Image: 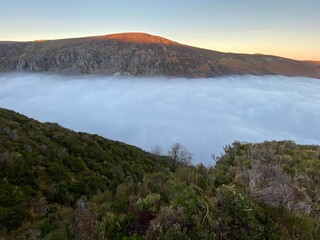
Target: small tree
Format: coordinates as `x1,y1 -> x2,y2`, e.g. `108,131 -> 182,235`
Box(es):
168,142 -> 192,172
150,145 -> 162,171
151,145 -> 162,156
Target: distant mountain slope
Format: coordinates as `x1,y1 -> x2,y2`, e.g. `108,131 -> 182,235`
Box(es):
0,32 -> 319,78
304,60 -> 320,67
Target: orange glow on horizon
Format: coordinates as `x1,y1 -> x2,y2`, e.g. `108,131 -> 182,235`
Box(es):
34,39 -> 48,42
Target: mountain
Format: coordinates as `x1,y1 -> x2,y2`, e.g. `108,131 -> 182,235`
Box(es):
1,107 -> 320,239
304,60 -> 320,67
1,32 -> 319,78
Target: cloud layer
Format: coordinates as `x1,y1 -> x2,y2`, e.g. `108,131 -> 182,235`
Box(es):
1,73 -> 319,165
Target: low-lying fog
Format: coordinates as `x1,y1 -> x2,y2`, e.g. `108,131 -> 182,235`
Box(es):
1,73 -> 319,165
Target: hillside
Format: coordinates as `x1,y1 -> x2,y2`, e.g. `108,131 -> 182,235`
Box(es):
0,108 -> 171,238
0,33 -> 320,78
0,108 -> 319,239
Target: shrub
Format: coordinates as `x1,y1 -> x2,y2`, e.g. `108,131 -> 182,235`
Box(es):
145,207 -> 185,240
136,193 -> 161,212
97,212 -> 133,239
216,185 -> 264,239
0,205 -> 30,231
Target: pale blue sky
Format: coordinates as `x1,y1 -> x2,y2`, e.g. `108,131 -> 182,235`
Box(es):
1,0 -> 319,60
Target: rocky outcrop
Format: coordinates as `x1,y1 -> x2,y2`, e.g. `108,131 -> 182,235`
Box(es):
1,32 -> 319,78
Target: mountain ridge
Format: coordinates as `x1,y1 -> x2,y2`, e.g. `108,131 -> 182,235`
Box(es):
92,32 -> 179,45
0,32 -> 319,78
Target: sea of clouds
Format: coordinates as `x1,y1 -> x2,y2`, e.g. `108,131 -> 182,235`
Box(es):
0,73 -> 319,165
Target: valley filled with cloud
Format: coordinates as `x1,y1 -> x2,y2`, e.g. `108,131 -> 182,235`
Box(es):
1,73 -> 319,165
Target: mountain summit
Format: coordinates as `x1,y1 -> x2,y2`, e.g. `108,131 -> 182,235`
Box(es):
93,32 -> 179,45
0,32 -> 319,78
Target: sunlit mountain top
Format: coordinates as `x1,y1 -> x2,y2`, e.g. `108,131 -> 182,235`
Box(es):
93,32 -> 179,45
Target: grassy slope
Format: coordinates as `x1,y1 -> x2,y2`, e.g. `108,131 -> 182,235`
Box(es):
0,108 -> 319,239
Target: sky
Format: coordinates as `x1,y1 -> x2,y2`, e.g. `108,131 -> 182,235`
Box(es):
1,74 -> 319,165
0,0 -> 319,60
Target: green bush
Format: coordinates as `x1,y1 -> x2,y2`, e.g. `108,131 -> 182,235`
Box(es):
0,205 -> 30,231
97,212 -> 133,239
216,185 -> 264,239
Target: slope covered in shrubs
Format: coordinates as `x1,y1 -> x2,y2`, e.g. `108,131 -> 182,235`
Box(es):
0,108 -> 319,239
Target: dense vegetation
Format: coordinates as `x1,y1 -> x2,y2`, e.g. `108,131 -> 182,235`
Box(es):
0,108 -> 319,239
